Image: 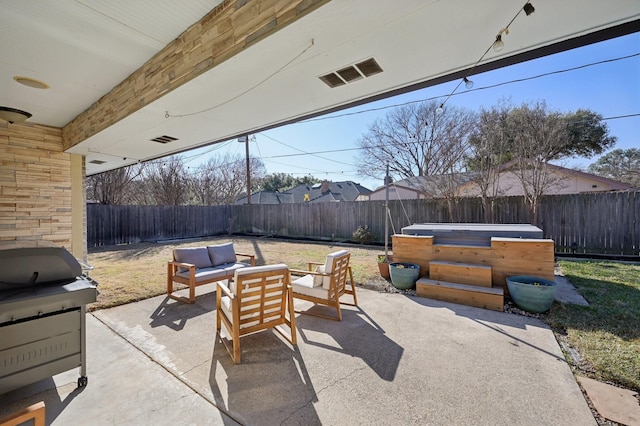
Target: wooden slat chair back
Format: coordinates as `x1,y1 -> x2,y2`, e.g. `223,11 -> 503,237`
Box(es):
0,401 -> 45,426
290,250 -> 358,321
216,263 -> 296,364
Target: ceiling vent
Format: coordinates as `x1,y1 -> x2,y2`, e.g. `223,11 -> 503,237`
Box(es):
151,135 -> 178,144
89,160 -> 106,165
356,58 -> 383,77
319,58 -> 383,88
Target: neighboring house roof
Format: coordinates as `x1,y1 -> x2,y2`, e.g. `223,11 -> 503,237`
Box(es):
371,162 -> 632,201
371,173 -> 478,198
236,191 -> 294,205
543,162 -> 632,191
236,181 -> 372,204
460,159 -> 633,192
456,160 -> 633,195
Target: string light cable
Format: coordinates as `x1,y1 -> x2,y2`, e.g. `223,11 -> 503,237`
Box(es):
165,40 -> 314,119
436,1 -> 535,113
258,132 -> 355,167
301,52 -> 640,123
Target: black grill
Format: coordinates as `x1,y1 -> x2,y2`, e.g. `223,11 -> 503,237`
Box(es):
0,243 -> 98,395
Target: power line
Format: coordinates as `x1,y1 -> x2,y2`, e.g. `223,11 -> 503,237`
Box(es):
302,52 -> 640,123
258,132 -> 355,167
603,113 -> 640,121
176,52 -> 639,179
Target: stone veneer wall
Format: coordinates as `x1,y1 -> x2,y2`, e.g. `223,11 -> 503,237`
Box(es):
0,122 -> 76,252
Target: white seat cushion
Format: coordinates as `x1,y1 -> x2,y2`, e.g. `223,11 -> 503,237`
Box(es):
292,274 -> 329,299
312,265 -> 330,287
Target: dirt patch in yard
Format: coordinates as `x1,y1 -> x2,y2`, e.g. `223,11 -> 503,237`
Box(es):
87,236 -> 395,311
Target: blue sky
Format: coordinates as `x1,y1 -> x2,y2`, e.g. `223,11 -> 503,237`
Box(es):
183,32 -> 639,191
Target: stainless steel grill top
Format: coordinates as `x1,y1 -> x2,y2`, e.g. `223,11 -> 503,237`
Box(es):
0,243 -> 98,323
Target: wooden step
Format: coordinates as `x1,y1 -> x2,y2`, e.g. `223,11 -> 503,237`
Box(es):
429,260 -> 492,287
416,278 -> 504,312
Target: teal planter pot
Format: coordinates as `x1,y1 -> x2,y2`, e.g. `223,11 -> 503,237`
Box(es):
389,262 -> 420,290
506,276 -> 557,313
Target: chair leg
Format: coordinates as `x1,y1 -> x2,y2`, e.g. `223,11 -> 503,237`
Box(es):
232,327 -> 241,364
287,287 -> 297,344
188,283 -> 196,304
347,266 -> 358,306
167,263 -> 174,297
215,291 -> 222,332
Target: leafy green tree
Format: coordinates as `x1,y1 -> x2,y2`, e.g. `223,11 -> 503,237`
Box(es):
562,109 -> 617,158
469,102 -> 616,164
588,148 -> 640,187
507,102 -> 573,222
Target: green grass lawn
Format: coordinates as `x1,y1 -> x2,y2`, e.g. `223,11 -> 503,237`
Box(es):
547,260 -> 640,392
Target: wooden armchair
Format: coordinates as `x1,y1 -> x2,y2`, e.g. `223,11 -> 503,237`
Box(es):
216,264 -> 297,364
290,250 -> 357,321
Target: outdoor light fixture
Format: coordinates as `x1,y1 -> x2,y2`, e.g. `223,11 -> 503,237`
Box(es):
0,106 -> 32,123
523,2 -> 535,16
493,34 -> 504,52
13,76 -> 50,89
435,2 -> 536,112
463,77 -> 474,89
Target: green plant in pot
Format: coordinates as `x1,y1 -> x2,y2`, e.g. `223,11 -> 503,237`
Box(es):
377,254 -> 393,279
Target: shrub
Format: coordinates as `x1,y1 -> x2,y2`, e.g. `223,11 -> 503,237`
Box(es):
352,225 -> 373,244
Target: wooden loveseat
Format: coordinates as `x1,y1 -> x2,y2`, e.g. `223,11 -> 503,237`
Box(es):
167,242 -> 255,303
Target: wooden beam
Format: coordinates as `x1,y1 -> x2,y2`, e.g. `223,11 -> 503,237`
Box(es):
62,0 -> 332,150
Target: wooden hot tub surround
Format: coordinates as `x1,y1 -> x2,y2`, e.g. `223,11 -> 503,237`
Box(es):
392,225 -> 555,311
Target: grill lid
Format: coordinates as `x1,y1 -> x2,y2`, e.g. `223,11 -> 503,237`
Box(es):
0,247 -> 82,289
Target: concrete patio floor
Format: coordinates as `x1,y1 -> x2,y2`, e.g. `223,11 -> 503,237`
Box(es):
0,286 -> 596,425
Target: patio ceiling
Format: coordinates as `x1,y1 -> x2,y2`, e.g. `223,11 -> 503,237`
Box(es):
1,0 -> 638,176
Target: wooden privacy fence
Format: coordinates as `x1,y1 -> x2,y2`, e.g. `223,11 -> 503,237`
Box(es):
87,204 -> 231,246
87,190 -> 639,256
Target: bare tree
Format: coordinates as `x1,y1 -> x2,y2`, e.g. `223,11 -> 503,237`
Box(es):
190,154 -> 266,205
141,156 -> 190,205
356,100 -> 476,181
508,101 -> 571,222
467,104 -> 512,222
86,163 -> 144,205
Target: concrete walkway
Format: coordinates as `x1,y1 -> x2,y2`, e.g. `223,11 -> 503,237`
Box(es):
1,287 -> 596,425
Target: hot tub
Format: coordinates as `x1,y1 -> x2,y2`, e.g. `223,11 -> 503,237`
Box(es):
400,223 -> 543,247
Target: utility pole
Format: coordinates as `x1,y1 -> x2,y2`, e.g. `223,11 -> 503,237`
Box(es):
384,162 -> 389,261
238,135 -> 251,204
